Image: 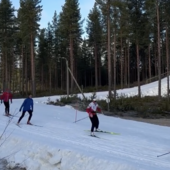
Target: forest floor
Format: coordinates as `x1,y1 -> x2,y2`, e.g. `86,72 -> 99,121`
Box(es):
121,117 -> 170,127
102,110 -> 170,127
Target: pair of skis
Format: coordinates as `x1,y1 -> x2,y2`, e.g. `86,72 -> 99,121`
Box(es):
95,130 -> 120,135
87,130 -> 120,139
87,130 -> 119,135
16,123 -> 43,128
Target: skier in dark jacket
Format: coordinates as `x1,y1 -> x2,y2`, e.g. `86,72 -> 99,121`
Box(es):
17,94 -> 33,125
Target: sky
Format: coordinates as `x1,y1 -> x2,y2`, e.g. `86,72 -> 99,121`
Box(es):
0,77 -> 170,169
12,0 -> 95,37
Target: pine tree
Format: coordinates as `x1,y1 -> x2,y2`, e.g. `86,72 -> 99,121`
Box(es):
46,22 -> 54,94
37,28 -> 48,91
59,0 -> 83,92
0,0 -> 16,90
96,0 -> 112,98
51,11 -> 59,91
128,0 -> 146,98
162,0 -> 170,99
18,0 -> 42,96
86,3 -> 103,90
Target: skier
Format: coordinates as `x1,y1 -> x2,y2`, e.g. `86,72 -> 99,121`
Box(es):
0,89 -> 12,116
86,98 -> 102,136
17,94 -> 33,125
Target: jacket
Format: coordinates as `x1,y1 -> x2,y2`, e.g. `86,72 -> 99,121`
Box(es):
19,98 -> 33,112
1,92 -> 12,102
86,101 -> 101,116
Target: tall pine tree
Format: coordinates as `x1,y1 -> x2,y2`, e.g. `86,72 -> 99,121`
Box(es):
18,0 -> 42,96
59,0 -> 83,92
0,0 -> 16,90
87,3 -> 103,90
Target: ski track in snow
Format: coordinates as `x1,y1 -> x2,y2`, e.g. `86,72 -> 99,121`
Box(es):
1,91 -> 170,170
0,114 -> 169,170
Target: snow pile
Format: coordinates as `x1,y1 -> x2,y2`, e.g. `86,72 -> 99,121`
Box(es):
1,137 -> 144,170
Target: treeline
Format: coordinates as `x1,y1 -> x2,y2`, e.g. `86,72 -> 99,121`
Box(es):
0,0 -> 170,99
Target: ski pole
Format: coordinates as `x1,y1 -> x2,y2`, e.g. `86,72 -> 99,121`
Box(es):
74,116 -> 89,123
157,151 -> 170,157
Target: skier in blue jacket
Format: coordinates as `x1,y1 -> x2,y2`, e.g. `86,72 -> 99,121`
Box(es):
17,94 -> 34,125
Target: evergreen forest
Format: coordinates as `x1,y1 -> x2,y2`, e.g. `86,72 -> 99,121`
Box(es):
0,0 -> 170,100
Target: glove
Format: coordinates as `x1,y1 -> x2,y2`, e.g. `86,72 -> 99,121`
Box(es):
89,113 -> 93,117
19,109 -> 21,112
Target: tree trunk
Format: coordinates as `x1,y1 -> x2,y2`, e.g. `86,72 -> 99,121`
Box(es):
60,62 -> 63,90
41,65 -> 44,91
25,51 -> 28,95
120,35 -> 123,89
124,47 -> 127,87
148,45 -> 151,82
127,40 -> 130,88
107,0 -> 111,98
49,65 -> 52,94
5,50 -> 8,89
98,49 -> 101,86
166,26 -> 169,100
156,1 -> 161,99
70,35 -> 74,93
94,43 -> 98,90
30,33 -> 36,96
154,44 -> 157,76
21,46 -> 24,95
55,63 -> 57,90
136,43 -> 141,97
113,33 -> 116,99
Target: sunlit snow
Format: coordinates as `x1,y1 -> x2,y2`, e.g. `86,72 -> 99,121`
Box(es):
0,77 -> 170,170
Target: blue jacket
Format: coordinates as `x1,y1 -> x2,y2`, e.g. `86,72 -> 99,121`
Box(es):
19,98 -> 33,112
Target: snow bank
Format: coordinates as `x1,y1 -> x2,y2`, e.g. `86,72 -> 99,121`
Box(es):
0,137 -> 143,170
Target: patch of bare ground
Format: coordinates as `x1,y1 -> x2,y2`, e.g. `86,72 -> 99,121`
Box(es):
103,111 -> 170,127
122,117 -> 170,127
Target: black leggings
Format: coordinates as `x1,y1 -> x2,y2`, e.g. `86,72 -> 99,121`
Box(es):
18,110 -> 32,123
4,101 -> 10,114
89,114 -> 99,132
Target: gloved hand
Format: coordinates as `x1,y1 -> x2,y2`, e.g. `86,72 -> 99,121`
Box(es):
89,113 -> 93,117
